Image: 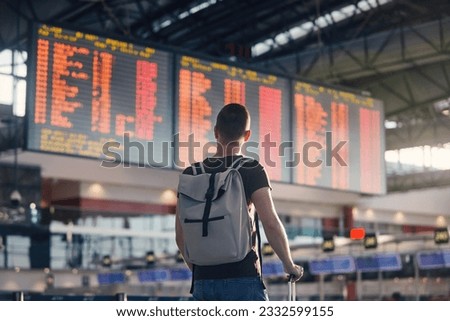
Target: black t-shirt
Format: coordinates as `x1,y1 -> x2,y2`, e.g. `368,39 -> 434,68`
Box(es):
180,155 -> 271,280
182,155 -> 271,203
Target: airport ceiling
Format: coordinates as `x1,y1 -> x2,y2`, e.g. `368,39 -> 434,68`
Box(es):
1,0 -> 450,150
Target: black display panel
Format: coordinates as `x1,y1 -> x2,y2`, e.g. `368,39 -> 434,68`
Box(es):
27,24 -> 173,167
292,81 -> 386,194
26,24 -> 386,194
175,55 -> 291,182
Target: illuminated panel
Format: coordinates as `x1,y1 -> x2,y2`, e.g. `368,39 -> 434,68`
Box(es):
262,262 -> 284,277
137,269 -> 169,283
331,102 -> 349,190
417,251 -> 445,270
97,272 -> 126,285
169,268 -> 192,281
355,254 -> 402,272
91,51 -> 112,134
27,24 -> 172,166
359,108 -> 382,194
292,81 -> 385,194
309,256 -> 355,275
294,87 -> 328,186
176,56 -> 290,182
34,39 -> 49,124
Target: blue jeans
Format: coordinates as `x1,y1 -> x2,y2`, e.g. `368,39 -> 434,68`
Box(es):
192,276 -> 269,301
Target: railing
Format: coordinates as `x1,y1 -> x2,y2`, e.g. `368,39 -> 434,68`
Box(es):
0,291 -> 193,301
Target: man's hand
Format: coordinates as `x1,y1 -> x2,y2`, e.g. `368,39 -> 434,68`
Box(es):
284,263 -> 304,282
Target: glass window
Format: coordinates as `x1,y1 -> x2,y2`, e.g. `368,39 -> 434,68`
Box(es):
0,49 -> 12,74
0,74 -> 13,105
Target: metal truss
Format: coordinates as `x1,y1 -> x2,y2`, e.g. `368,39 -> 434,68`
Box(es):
257,18 -> 450,151
252,0 -> 450,62
385,104 -> 450,150
0,0 -> 184,50
258,17 -> 450,86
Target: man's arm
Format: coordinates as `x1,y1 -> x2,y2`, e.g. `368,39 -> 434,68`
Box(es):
175,202 -> 193,271
251,187 -> 303,281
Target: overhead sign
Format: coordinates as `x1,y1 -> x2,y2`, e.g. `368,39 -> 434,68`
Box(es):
28,24 -> 173,166
309,256 -> 355,275
28,23 -> 386,194
262,261 -> 284,277
364,233 -> 378,249
434,228 -> 449,244
322,236 -> 335,252
350,227 -> 366,240
169,268 -> 192,281
355,254 -> 402,272
292,81 -> 386,194
176,55 -> 291,181
137,269 -> 169,283
97,272 -> 126,285
417,250 -> 450,269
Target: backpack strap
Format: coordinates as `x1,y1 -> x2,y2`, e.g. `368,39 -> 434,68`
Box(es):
198,162 -> 206,174
230,157 -> 252,170
201,172 -> 216,237
254,212 -> 265,287
191,162 -> 205,175
191,162 -> 206,176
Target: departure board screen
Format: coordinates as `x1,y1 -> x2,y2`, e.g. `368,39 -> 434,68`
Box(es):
27,24 -> 386,194
293,81 -> 386,194
27,24 -> 173,166
176,55 -> 291,182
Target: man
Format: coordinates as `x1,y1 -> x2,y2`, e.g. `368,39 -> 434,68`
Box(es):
176,103 -> 303,300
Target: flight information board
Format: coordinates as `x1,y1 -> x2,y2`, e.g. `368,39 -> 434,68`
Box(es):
27,24 -> 173,166
293,81 -> 386,194
176,55 -> 291,182
27,24 -> 386,194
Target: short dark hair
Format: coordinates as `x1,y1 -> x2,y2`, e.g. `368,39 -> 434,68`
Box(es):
215,103 -> 250,142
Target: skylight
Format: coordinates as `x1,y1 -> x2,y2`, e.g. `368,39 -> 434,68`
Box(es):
434,97 -> 450,116
385,144 -> 450,173
0,49 -> 27,116
252,0 -> 392,57
154,0 -> 220,32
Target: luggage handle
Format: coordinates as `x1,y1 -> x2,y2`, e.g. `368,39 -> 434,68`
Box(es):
288,274 -> 296,301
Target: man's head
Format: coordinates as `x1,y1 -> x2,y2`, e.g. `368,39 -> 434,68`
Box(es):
214,103 -> 251,144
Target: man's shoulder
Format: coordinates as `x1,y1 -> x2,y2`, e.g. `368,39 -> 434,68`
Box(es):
181,156 -> 264,174
240,157 -> 264,171
182,166 -> 194,175
241,157 -> 261,166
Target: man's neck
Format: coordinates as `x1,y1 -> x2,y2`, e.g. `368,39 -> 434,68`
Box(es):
214,141 -> 241,157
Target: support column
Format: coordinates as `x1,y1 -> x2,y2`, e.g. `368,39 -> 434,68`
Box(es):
346,281 -> 357,300
343,206 -> 354,236
319,274 -> 325,301
321,217 -> 339,236
343,206 -> 357,300
3,236 -> 7,268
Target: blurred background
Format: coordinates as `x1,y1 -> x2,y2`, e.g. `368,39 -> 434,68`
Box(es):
0,0 -> 449,301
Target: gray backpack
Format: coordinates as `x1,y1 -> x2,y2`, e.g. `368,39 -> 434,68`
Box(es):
177,158 -> 254,266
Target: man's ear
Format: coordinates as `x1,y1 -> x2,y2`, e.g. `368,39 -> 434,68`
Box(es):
214,126 -> 218,139
243,130 -> 251,141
